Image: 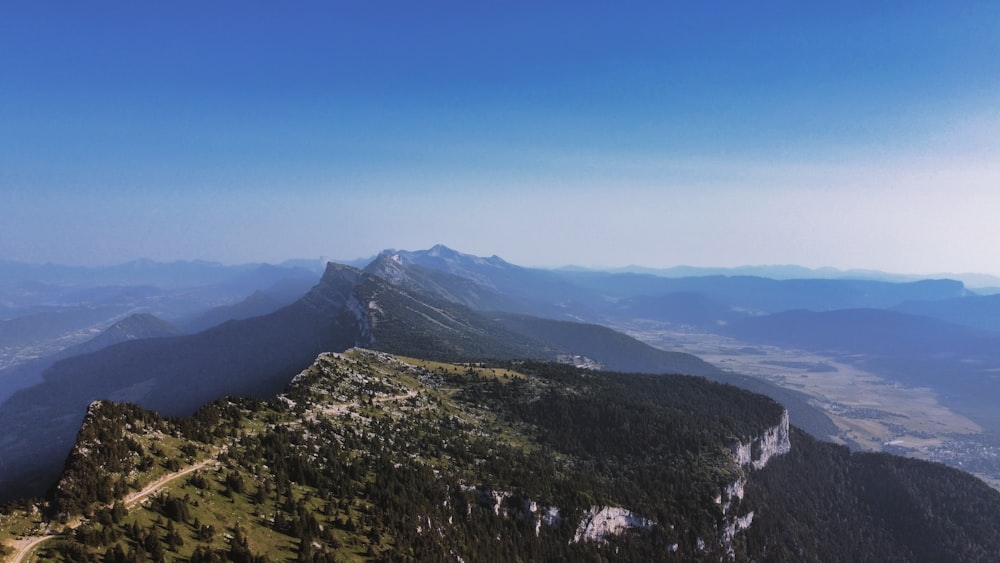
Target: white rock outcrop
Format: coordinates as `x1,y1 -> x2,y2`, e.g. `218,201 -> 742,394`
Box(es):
719,409 -> 792,557
731,409 -> 791,470
572,506 -> 654,544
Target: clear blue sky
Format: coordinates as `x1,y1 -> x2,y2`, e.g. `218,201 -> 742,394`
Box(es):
2,1 -> 999,274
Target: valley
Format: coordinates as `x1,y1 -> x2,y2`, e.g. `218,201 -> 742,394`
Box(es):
620,320 -> 1000,488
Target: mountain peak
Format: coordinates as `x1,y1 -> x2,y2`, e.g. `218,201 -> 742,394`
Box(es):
373,245 -> 516,271
428,243 -> 459,257
319,261 -> 362,282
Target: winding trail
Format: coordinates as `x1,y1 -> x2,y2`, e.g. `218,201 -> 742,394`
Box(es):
4,388 -> 419,562
123,455 -> 219,508
4,451 -> 220,563
7,534 -> 56,563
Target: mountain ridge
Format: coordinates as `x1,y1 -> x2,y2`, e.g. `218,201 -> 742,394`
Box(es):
0,261 -> 732,502
6,350 -> 1000,561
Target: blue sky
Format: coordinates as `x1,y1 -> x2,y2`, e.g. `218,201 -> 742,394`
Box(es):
2,2 -> 999,274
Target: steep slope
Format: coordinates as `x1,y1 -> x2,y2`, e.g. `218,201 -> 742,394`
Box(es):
0,313 -> 183,405
493,313 -> 720,376
68,313 -> 183,356
0,263 -> 369,501
744,427 -> 1000,562
0,262 -> 728,503
21,351 -> 790,560
356,273 -> 554,361
7,351 -> 1000,562
377,245 -> 604,319
362,251 -> 528,313
180,290 -> 286,333
0,307 -> 130,351
181,275 -> 319,333
365,251 -> 841,440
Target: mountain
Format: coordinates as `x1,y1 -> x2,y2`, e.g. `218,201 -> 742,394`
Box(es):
894,293 -> 1000,334
69,313 -> 183,355
493,313 -> 721,376
374,245 -> 605,319
569,263 -> 1000,289
0,306 -> 130,351
0,264 -> 368,501
371,248 -> 969,326
362,251 -> 529,313
0,262 -> 321,323
0,262 -> 730,502
181,275 -> 317,333
563,273 -> 969,317
0,313 -> 184,405
611,291 -> 741,329
5,351 -> 1000,562
363,250 -> 841,439
0,259 -> 294,289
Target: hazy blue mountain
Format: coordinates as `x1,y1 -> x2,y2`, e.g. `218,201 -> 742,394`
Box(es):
380,247 -> 971,326
0,264 -> 322,377
563,263 -> 1000,289
0,306 -> 130,350
493,313 -> 719,376
725,308 -> 1000,428
0,313 -> 183,405
894,293 -> 1000,334
0,258 -> 260,288
0,264 -> 368,501
725,308 -> 995,361
181,275 -> 317,333
611,291 -> 743,328
601,263 -> 919,281
561,273 -> 969,315
0,261 -> 320,319
66,313 -> 182,355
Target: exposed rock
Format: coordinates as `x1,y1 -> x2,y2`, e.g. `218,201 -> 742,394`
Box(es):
572,506 -> 654,544
719,409 -> 792,557
731,409 -> 791,470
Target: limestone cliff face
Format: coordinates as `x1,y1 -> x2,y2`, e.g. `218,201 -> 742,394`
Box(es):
719,409 -> 792,557
565,410 -> 793,558
572,506 -> 654,544
731,409 -> 791,470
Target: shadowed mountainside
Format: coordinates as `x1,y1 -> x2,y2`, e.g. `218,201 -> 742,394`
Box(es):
0,263 -> 735,502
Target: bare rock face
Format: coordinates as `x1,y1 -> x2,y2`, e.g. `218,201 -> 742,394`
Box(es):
731,409 -> 791,470
572,506 -> 654,544
720,409 -> 792,557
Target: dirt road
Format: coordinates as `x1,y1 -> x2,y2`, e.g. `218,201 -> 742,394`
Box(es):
4,453 -> 219,563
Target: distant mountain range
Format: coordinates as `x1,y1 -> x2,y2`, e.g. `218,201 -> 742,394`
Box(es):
3,244 -> 1000,504
563,262 -> 1000,290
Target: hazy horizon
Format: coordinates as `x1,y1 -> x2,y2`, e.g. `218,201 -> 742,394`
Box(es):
6,245 -> 1000,288
3,2 -> 999,275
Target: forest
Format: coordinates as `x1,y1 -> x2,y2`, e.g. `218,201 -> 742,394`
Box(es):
3,350 -> 1000,562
